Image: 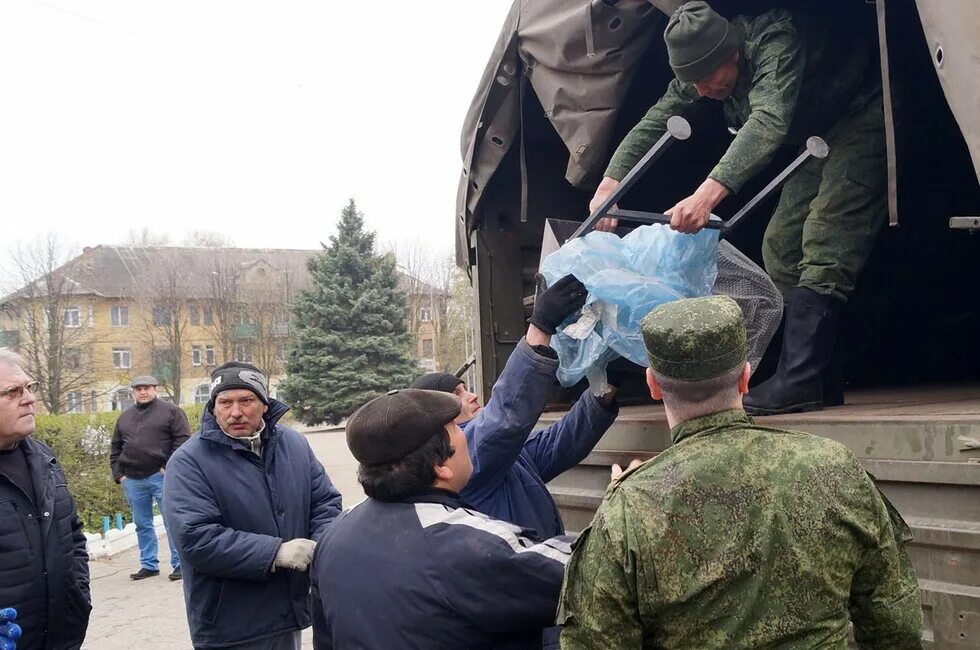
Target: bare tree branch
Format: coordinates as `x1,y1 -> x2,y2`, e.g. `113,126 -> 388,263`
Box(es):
123,228 -> 171,247
1,235 -> 105,413
136,249 -> 192,404
204,255 -> 242,365
183,230 -> 235,248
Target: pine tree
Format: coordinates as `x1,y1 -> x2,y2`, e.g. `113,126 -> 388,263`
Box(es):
280,199 -> 419,425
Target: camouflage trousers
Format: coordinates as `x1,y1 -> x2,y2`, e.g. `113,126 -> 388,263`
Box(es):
762,86 -> 887,302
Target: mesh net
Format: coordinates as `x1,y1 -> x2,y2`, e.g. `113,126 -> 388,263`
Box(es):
713,241 -> 783,375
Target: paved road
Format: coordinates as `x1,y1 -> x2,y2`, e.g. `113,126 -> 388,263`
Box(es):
83,429 -> 360,649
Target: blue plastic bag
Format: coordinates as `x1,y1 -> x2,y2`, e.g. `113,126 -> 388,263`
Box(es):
539,224 -> 719,387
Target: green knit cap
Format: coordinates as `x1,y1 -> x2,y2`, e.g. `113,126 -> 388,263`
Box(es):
665,1 -> 743,83
642,295 -> 747,381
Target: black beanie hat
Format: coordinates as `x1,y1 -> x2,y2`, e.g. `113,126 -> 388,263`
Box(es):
207,362 -> 269,409
410,372 -> 464,394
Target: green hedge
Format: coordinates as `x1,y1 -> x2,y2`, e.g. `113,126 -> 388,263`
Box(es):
32,404 -> 207,533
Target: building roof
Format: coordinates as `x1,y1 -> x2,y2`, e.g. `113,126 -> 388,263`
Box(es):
2,245 -> 318,302
2,245 -> 445,303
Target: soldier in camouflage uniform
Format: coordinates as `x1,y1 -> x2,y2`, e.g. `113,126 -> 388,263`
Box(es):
558,295 -> 922,649
590,1 -> 887,415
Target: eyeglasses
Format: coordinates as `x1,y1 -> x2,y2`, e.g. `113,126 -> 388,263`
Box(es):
0,381 -> 40,401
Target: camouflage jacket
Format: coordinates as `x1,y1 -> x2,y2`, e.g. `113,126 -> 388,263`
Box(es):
558,409 -> 922,650
605,9 -> 874,193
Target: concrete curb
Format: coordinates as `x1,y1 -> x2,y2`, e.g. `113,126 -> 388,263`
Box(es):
86,514 -> 167,559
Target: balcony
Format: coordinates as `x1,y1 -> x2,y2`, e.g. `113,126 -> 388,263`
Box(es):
234,323 -> 260,339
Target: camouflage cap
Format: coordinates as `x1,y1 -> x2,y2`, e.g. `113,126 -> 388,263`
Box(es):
641,295 -> 747,381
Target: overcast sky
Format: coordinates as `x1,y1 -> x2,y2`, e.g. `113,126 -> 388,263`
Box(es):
0,0 -> 512,269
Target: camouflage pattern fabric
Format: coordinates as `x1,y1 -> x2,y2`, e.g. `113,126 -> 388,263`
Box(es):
641,295 -> 747,381
605,10 -> 872,191
761,83 -> 887,301
558,409 -> 923,649
604,9 -> 884,302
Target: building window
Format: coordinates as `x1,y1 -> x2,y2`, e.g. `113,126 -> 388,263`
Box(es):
276,343 -> 287,363
89,391 -> 98,413
66,392 -> 83,413
64,307 -> 81,328
112,389 -> 134,411
235,344 -> 252,363
202,307 -> 214,326
110,305 -> 129,327
0,330 -> 20,350
194,384 -> 211,405
64,348 -> 82,371
190,307 -> 200,326
272,312 -> 290,337
421,338 -> 434,359
112,348 -> 132,369
193,344 -> 217,366
152,307 -> 172,327
419,307 -> 432,323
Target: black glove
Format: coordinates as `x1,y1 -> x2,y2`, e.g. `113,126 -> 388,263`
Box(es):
605,365 -> 628,390
605,358 -> 642,389
529,274 -> 588,335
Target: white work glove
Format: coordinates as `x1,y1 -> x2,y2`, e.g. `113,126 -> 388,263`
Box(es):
274,538 -> 316,572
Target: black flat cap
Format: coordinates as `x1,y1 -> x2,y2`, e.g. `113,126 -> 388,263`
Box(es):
410,372 -> 464,393
346,389 -> 461,466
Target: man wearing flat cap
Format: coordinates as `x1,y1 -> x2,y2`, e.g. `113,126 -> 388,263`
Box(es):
410,273 -> 620,539
311,388 -> 573,649
559,296 -> 922,649
592,0 -> 888,415
109,374 -> 189,581
163,362 -> 341,650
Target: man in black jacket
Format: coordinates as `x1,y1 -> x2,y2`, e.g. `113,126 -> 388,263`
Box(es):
311,389 -> 572,649
110,375 -> 190,581
0,348 -> 90,650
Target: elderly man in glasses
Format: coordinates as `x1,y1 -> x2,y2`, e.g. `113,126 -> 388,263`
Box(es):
0,347 -> 91,650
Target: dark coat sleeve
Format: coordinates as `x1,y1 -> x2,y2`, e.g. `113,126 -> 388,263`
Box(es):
162,449 -> 282,581
70,505 -> 91,603
523,392 -> 618,483
461,339 -> 559,502
109,417 -> 124,482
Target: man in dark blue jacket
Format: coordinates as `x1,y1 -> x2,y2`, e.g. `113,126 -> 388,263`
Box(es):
412,275 -> 619,538
163,362 -> 341,650
311,388 -> 572,649
0,348 -> 90,650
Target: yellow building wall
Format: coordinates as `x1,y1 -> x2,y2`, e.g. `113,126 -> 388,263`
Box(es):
9,297 -> 287,412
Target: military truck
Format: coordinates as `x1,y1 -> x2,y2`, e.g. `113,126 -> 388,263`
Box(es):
456,1 -> 979,647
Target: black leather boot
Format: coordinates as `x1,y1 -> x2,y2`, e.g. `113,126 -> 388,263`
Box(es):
744,287 -> 843,415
